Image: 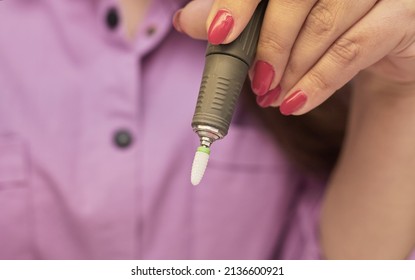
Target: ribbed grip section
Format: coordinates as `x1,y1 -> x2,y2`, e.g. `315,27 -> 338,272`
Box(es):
206,0 -> 267,66
192,55 -> 248,136
195,75 -> 239,121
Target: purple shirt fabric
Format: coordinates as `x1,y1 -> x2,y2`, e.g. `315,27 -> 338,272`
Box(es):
0,0 -> 325,259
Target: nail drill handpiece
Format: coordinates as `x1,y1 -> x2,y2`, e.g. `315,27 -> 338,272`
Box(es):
191,1 -> 268,185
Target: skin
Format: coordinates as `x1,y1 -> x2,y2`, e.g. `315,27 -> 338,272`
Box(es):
322,73 -> 415,259
174,0 -> 415,258
119,0 -> 151,40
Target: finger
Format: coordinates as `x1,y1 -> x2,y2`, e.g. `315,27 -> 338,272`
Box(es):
206,0 -> 261,45
174,0 -> 214,40
251,0 -> 318,101
274,0 -> 377,105
279,0 -> 406,115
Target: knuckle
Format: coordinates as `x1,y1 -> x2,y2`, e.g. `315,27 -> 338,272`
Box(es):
307,70 -> 331,91
329,37 -> 361,65
258,31 -> 290,55
305,2 -> 337,37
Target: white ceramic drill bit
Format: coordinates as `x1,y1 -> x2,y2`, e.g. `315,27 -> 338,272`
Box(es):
191,146 -> 210,186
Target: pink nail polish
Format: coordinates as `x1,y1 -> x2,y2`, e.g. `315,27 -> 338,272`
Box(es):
172,9 -> 183,33
256,85 -> 282,108
208,10 -> 234,45
252,61 -> 275,96
280,90 -> 307,115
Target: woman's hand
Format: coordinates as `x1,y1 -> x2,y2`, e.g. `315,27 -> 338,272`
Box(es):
174,0 -> 415,114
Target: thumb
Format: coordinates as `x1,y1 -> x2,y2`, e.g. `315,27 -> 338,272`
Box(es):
173,0 -> 214,40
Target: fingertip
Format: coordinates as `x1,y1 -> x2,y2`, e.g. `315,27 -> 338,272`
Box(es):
206,0 -> 262,45
207,9 -> 234,45
256,85 -> 282,108
172,9 -> 183,33
251,60 -> 275,96
178,0 -> 212,40
279,90 -> 308,115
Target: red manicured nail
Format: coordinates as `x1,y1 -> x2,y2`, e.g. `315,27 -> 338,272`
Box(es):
256,85 -> 282,108
172,9 -> 183,33
208,10 -> 234,45
252,61 -> 275,96
280,90 -> 308,115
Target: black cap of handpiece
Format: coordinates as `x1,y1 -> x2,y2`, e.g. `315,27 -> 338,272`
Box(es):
190,1 -> 268,185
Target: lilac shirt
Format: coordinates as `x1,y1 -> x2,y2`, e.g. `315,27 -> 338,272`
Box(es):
0,0 -> 324,259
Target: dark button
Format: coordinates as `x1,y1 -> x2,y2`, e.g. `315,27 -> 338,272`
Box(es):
105,7 -> 119,30
114,129 -> 133,149
146,26 -> 157,36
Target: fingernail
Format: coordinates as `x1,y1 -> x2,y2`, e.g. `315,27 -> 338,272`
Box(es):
256,85 -> 282,108
172,9 -> 183,33
252,61 -> 275,96
280,90 -> 308,115
208,9 -> 234,45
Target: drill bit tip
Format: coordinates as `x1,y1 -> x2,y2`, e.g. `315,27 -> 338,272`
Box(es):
191,146 -> 211,186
